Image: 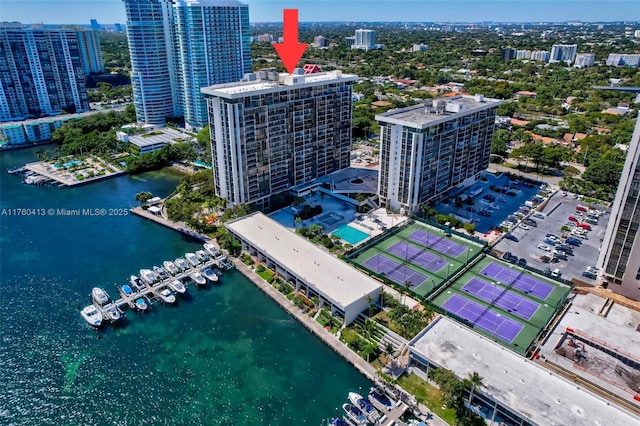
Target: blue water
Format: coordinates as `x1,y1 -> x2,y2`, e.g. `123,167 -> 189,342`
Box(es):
192,160 -> 213,169
0,148 -> 370,425
332,224 -> 369,245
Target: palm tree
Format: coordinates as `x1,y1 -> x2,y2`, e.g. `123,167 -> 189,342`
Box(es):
294,216 -> 302,228
366,294 -> 374,317
467,371 -> 484,405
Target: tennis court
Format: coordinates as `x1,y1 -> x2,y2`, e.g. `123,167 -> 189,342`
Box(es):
362,253 -> 428,288
441,293 -> 524,343
480,262 -> 554,300
387,241 -> 448,273
407,229 -> 467,257
461,277 -> 540,321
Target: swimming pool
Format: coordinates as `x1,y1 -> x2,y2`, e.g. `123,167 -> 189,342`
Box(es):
192,160 -> 212,169
55,160 -> 83,169
332,224 -> 369,245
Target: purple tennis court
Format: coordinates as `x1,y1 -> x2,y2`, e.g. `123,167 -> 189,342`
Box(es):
407,229 -> 467,257
480,262 -> 554,300
461,278 -> 540,321
387,241 -> 448,272
363,253 -> 428,288
442,293 -> 524,343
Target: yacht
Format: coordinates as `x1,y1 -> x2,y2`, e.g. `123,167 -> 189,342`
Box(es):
104,305 -> 122,322
153,265 -> 169,280
201,267 -> 219,283
342,404 -> 367,425
80,305 -> 103,327
203,243 -> 219,257
159,288 -> 176,304
121,284 -> 134,297
175,257 -> 190,271
163,260 -> 179,276
185,252 -> 200,267
135,298 -> 148,311
190,272 -> 207,286
348,392 -> 380,422
129,275 -> 145,292
369,387 -> 395,411
195,250 -> 209,262
140,269 -> 159,285
91,287 -> 109,305
168,279 -> 187,294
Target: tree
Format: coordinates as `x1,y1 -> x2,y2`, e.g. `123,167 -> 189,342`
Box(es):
135,191 -> 153,204
491,129 -> 510,158
294,216 -> 302,228
467,371 -> 484,404
463,222 -> 476,235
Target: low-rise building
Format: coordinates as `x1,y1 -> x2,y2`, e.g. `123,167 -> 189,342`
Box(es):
226,212 -> 382,325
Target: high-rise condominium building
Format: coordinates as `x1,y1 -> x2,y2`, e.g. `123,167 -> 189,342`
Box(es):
202,69 -> 357,208
76,29 -> 105,75
597,116 -> 640,301
574,53 -> 595,68
606,54 -> 640,68
173,0 -> 251,130
353,29 -> 376,50
0,23 -> 91,122
530,50 -> 550,62
122,0 -> 251,128
313,35 -> 326,47
550,44 -> 577,64
375,95 -> 502,214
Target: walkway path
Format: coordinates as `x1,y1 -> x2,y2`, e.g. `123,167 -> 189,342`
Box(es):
130,206 -> 210,242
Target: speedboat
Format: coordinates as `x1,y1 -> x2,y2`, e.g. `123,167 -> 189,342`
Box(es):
195,250 -> 209,262
369,387 -> 395,411
135,298 -> 148,311
185,252 -> 200,267
153,265 -> 169,280
201,267 -> 219,283
348,392 -> 380,422
91,287 -> 109,305
168,279 -> 187,294
159,288 -> 176,304
190,272 -> 206,286
407,420 -> 428,426
342,403 -> 367,425
163,260 -> 179,276
104,305 -> 122,322
80,305 -> 103,327
129,275 -> 145,291
330,419 -> 349,426
175,257 -> 190,271
203,243 -> 219,257
121,284 -> 134,297
140,269 -> 159,285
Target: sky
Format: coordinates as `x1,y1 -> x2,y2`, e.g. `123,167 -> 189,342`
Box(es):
0,0 -> 638,25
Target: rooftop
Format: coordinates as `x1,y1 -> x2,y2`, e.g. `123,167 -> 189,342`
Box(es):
226,212 -> 381,309
128,128 -> 193,148
375,95 -> 502,130
410,316 -> 638,426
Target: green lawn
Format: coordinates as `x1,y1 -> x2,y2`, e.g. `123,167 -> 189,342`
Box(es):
397,373 -> 456,425
256,267 -> 274,282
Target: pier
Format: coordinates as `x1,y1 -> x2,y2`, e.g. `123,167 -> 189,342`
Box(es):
130,206 -> 211,242
23,161 -> 127,187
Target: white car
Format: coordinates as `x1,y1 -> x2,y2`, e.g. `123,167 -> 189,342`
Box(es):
519,224 -> 530,230
537,243 -> 551,252
586,266 -> 599,274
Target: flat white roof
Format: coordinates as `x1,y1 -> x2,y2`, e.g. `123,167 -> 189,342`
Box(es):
128,128 -> 192,148
410,317 -> 638,426
226,212 -> 381,308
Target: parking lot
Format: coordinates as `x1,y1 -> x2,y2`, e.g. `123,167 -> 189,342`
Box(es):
494,191 -> 609,284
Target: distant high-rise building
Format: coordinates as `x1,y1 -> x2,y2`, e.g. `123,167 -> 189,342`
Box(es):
516,49 -> 532,59
550,44 -> 577,64
76,29 -> 105,74
201,69 -> 357,208
597,116 -> 640,302
173,0 -> 251,130
530,50 -> 550,62
353,29 -> 376,50
123,0 -> 251,128
256,33 -> 274,43
313,35 -> 326,47
574,53 -> 595,68
375,94 -> 502,214
501,47 -> 517,61
606,54 -> 640,68
345,36 -> 355,48
0,23 -> 91,122
114,23 -> 124,33
441,24 -> 454,32
412,44 -> 429,52
90,19 -> 100,30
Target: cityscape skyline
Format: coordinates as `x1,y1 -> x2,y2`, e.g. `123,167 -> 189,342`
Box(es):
2,1 -> 640,25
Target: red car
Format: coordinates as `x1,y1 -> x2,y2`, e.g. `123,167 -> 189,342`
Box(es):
576,205 -> 588,212
568,216 -> 578,222
577,223 -> 592,230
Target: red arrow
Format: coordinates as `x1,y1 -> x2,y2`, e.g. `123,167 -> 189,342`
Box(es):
274,9 -> 308,74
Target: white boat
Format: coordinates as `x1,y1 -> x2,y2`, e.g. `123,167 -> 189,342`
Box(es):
348,392 -> 380,423
190,272 -> 206,286
140,269 -> 159,284
104,305 -> 122,322
91,287 -> 109,305
153,265 -> 169,280
203,242 -> 219,257
185,252 -> 200,267
129,275 -> 145,291
201,267 -> 219,283
159,288 -> 176,304
195,250 -> 209,262
163,260 -> 179,276
407,420 -> 427,426
175,257 -> 190,271
169,279 -> 187,294
80,305 -> 103,327
135,298 -> 148,311
342,403 -> 367,425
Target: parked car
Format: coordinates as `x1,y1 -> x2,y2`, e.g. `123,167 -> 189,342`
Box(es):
586,266 -> 599,274
577,223 -> 592,231
576,205 -> 588,212
554,253 -> 568,261
543,238 -> 557,246
585,218 -> 598,225
582,270 -> 597,279
502,252 -> 518,263
523,219 -> 537,227
566,238 -> 582,246
537,243 -> 551,252
519,224 -> 530,230
551,268 -> 562,277
505,234 -> 519,242
533,213 -> 545,219
568,216 -> 578,223
517,258 -> 528,265
545,234 -> 559,241
556,245 -> 574,254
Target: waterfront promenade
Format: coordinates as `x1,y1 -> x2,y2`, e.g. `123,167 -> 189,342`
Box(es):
24,161 -> 126,187
130,206 -> 211,242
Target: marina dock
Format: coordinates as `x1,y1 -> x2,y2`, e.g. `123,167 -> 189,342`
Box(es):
130,206 -> 211,242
